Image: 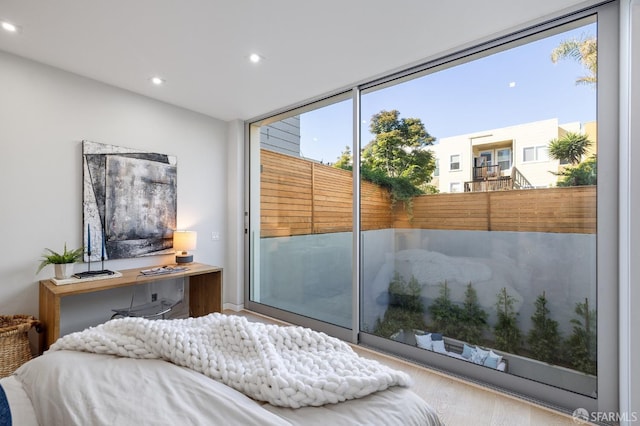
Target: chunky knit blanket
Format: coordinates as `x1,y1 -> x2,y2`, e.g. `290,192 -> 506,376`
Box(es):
48,313 -> 410,408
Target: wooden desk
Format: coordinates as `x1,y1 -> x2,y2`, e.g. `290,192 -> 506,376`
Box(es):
39,263 -> 222,351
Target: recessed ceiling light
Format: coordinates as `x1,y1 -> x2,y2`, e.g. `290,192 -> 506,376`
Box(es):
249,53 -> 262,64
151,77 -> 165,86
1,21 -> 18,33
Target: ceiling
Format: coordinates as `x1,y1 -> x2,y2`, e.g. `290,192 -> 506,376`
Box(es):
0,0 -> 591,122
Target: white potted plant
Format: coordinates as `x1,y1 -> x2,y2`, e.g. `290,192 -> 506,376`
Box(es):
36,243 -> 84,279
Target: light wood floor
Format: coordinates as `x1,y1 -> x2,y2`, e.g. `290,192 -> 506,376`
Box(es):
230,309 -> 583,426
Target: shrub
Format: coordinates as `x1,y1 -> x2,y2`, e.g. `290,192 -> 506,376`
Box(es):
566,298 -> 597,375
457,282 -> 488,345
527,291 -> 562,363
373,273 -> 427,338
493,287 -> 522,354
428,281 -> 462,338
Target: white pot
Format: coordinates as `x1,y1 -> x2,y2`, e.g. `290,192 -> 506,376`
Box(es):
54,263 -> 75,279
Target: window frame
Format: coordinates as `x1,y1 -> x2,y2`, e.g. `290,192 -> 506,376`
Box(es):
522,145 -> 549,162
450,154 -> 461,171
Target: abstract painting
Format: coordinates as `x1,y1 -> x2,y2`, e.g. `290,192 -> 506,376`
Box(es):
83,141 -> 177,261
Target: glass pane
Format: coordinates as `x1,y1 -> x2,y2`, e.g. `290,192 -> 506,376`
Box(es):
536,145 -> 549,161
497,149 -> 511,170
480,151 -> 493,165
360,17 -> 597,396
249,98 -> 353,328
450,154 -> 461,170
523,147 -> 535,162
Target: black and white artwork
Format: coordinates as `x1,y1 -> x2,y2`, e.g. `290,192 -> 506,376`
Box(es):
83,141 -> 177,261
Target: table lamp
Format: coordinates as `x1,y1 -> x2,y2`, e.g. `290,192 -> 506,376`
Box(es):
173,231 -> 197,264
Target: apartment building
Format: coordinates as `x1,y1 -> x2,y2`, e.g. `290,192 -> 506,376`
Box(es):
430,118 -> 596,193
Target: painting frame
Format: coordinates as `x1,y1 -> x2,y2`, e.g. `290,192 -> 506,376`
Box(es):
82,140 -> 177,261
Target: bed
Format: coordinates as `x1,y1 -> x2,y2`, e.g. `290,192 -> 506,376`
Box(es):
0,314 -> 443,425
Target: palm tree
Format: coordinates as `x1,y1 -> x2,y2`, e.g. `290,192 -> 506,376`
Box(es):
551,35 -> 597,86
548,132 -> 593,165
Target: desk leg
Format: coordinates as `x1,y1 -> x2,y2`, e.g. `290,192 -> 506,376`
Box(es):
39,283 -> 60,353
189,271 -> 222,317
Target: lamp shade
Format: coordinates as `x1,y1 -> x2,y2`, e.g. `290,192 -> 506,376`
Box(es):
173,231 -> 197,252
173,231 -> 197,264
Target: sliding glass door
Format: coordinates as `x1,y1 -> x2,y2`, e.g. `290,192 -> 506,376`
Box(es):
247,95 -> 354,335
360,13 -> 602,397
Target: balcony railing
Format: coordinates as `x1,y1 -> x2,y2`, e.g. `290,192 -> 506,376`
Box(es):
466,164 -> 512,192
464,177 -> 513,192
472,164 -> 501,180
465,164 -> 534,192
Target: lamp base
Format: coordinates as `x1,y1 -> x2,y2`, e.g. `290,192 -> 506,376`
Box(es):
175,254 -> 193,264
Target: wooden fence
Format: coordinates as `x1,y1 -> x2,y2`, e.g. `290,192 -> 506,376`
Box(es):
260,149 -> 596,237
393,187 -> 596,234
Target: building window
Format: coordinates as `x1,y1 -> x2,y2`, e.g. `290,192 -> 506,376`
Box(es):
497,148 -> 512,170
450,154 -> 461,170
523,145 -> 548,162
434,158 -> 440,176
450,182 -> 461,193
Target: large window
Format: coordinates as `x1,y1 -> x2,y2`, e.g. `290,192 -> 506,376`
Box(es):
247,3 -> 618,414
360,16 -> 600,398
247,96 -> 353,336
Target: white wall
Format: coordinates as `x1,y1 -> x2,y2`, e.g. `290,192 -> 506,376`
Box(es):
0,50 -> 228,318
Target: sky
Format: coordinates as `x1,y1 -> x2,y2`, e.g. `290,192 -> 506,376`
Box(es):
297,21 -> 597,164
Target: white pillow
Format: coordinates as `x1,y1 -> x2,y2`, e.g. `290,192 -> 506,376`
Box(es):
462,343 -> 476,360
471,346 -> 490,365
432,340 -> 447,354
483,350 -> 503,369
415,333 -> 433,350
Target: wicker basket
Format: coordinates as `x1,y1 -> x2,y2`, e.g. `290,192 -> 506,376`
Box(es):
0,315 -> 39,378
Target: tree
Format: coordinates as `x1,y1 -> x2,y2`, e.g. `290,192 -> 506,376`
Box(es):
493,287 -> 522,354
566,298 -> 597,375
457,282 -> 488,345
336,110 -> 437,205
527,291 -> 562,363
362,110 -> 436,187
334,145 -> 352,170
556,154 -> 597,187
548,132 -> 593,166
428,281 -> 462,338
551,34 -> 597,86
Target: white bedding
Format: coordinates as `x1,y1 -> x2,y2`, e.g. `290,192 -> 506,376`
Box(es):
48,313 -> 410,408
1,375 -> 38,426
1,350 -> 443,426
